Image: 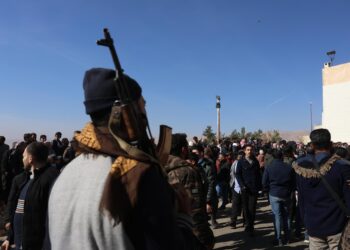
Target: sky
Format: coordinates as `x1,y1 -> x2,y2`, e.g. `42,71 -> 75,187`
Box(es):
1,0 -> 350,143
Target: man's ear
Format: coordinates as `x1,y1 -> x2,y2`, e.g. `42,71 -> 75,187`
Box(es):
27,154 -> 33,166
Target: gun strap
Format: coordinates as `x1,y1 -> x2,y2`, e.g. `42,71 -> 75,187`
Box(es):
107,120 -> 159,164
115,133 -> 158,164
312,156 -> 350,217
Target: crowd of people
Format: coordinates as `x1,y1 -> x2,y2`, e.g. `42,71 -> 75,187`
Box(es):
1,127 -> 349,249
0,67 -> 349,250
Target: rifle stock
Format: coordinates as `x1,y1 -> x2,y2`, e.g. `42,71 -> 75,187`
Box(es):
156,125 -> 172,167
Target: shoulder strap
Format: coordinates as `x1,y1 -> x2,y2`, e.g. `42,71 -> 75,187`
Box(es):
312,156 -> 350,217
320,176 -> 350,217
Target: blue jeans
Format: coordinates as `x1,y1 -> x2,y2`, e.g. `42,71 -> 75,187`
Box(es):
216,182 -> 228,204
269,195 -> 291,242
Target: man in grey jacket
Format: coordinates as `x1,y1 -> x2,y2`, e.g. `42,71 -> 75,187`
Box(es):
47,68 -> 198,250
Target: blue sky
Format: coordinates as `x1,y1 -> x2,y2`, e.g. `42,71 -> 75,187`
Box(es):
1,0 -> 350,142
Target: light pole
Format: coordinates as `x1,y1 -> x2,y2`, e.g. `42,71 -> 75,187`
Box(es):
216,96 -> 221,143
309,102 -> 313,132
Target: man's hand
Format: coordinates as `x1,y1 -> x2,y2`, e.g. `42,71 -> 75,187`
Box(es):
1,240 -> 9,250
4,223 -> 10,231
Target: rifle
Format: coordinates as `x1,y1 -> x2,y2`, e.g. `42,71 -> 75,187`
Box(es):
97,28 -> 172,166
97,28 -> 144,142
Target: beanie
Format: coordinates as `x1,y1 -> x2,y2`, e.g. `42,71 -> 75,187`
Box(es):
83,68 -> 142,114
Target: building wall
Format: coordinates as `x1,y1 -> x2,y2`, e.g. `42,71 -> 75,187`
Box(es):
322,62 -> 350,143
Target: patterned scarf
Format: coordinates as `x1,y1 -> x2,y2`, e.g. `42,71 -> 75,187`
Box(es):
74,122 -> 138,179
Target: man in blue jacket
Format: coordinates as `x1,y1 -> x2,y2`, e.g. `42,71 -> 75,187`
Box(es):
293,129 -> 350,250
262,149 -> 295,246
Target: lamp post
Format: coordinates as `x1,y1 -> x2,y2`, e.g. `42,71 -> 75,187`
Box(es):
326,50 -> 336,66
309,102 -> 313,132
216,96 -> 221,142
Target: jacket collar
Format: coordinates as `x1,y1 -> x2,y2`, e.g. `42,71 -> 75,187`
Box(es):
293,154 -> 340,179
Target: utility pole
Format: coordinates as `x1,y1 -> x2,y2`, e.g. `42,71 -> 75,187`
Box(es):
216,96 -> 221,143
309,102 -> 313,132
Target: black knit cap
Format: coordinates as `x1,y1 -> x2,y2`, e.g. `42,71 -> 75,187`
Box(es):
83,68 -> 142,114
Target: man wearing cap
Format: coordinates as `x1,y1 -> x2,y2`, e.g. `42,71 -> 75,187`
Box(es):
48,68 -> 197,250
293,129 -> 350,249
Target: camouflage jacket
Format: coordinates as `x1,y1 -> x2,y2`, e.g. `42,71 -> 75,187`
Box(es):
165,155 -> 214,249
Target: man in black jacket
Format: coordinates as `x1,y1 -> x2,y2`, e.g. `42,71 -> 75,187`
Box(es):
236,144 -> 262,236
1,142 -> 59,250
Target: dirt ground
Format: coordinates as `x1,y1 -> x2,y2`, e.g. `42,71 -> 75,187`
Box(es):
0,197 -> 310,249
213,197 -> 309,250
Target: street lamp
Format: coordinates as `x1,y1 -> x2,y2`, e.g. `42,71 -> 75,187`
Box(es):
216,96 -> 221,142
326,50 -> 336,66
309,102 -> 313,132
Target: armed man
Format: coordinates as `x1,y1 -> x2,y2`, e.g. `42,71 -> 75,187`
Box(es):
47,29 -> 200,250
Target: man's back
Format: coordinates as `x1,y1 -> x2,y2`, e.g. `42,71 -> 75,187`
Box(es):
48,154 -> 134,249
294,153 -> 350,237
48,152 -> 197,250
263,159 -> 295,198
165,155 -> 214,249
198,157 -> 217,203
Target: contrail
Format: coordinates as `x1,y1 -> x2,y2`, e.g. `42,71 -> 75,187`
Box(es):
266,96 -> 287,109
265,89 -> 297,110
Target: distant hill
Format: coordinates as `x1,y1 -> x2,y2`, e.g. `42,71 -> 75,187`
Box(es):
279,130 -> 309,142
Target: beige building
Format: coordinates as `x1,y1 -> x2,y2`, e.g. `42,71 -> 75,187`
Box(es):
322,62 -> 350,143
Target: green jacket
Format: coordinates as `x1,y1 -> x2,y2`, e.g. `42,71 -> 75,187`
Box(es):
165,155 -> 214,248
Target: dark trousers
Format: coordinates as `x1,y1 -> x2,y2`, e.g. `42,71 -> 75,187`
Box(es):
241,190 -> 257,232
231,190 -> 242,223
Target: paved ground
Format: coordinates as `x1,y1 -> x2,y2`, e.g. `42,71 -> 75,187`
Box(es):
213,197 -> 309,250
0,197 -> 310,249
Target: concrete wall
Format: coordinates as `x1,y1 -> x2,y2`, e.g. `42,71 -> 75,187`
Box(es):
322,63 -> 350,143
